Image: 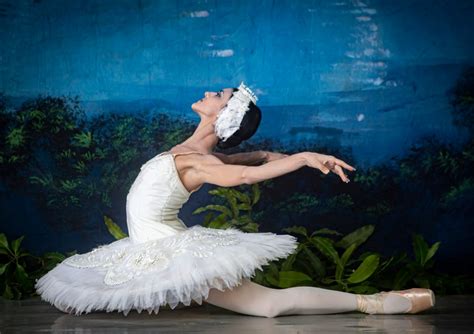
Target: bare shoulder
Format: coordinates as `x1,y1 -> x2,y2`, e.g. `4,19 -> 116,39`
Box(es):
171,151 -> 224,171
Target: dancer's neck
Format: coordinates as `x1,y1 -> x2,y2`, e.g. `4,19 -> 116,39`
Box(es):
175,118 -> 218,154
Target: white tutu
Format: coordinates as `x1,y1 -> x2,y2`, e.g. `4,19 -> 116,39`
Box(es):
35,150 -> 298,315
35,225 -> 298,316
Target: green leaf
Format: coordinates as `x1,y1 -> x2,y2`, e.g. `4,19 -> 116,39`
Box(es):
208,221 -> 232,229
277,271 -> 313,288
0,233 -> 11,253
237,203 -> 252,211
425,241 -> 441,265
208,188 -> 230,199
265,273 -> 280,287
0,248 -> 10,255
72,131 -> 93,148
212,212 -> 228,224
251,183 -> 261,205
336,225 -> 374,249
336,243 -> 357,281
311,236 -> 341,267
310,228 -> 342,237
347,254 -> 379,283
11,236 -> 25,255
6,127 -> 25,148
301,245 -> 326,278
242,222 -> 259,232
192,205 -> 232,217
281,245 -> 302,271
104,215 -> 128,240
412,233 -> 429,266
0,263 -> 9,276
14,263 -> 29,286
229,188 -> 251,205
282,226 -> 308,238
263,263 -> 280,286
226,194 -> 239,218
42,252 -> 66,263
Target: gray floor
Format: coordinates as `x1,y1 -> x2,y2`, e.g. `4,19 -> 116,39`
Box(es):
0,295 -> 473,333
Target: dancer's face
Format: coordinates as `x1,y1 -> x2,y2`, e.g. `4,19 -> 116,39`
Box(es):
191,88 -> 234,116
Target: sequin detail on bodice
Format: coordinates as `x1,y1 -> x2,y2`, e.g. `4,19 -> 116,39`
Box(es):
125,151 -> 201,244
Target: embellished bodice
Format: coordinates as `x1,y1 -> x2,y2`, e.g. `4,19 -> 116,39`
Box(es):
126,151 -> 201,244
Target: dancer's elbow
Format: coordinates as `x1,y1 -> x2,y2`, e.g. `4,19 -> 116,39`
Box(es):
241,166 -> 259,185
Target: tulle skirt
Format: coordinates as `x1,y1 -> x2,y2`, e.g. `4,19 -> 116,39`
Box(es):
35,225 -> 298,316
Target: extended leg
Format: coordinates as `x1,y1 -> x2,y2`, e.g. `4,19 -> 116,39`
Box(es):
204,279 -> 412,318
204,278 -> 358,318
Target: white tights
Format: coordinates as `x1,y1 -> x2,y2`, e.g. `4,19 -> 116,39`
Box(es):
204,279 -> 411,318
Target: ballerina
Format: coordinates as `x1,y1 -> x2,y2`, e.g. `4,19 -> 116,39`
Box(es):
35,82 -> 435,317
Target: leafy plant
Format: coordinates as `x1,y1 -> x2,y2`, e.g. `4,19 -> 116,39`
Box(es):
251,225 -> 451,295
192,184 -> 262,232
0,233 -> 75,300
0,234 -> 31,299
391,233 -> 441,290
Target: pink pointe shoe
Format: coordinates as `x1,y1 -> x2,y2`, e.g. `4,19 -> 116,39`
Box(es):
356,288 -> 436,314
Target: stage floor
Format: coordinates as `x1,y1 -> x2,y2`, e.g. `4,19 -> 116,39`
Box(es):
1,295 -> 473,333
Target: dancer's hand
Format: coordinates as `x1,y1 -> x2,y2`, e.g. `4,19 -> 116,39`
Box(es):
303,152 -> 356,183
263,151 -> 289,163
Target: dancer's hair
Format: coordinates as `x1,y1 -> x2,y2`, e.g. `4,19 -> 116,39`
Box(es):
216,88 -> 262,149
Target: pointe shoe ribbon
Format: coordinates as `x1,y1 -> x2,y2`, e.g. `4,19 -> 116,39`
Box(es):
356,288 -> 435,314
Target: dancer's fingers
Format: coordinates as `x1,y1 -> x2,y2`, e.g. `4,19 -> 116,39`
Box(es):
334,158 -> 356,171
334,165 -> 349,183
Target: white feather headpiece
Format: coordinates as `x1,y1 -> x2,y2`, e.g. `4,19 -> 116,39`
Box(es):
214,81 -> 258,142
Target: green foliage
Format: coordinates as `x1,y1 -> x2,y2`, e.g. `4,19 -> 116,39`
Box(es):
251,224 -> 457,294
387,234 -> 441,290
192,184 -> 261,232
0,95 -> 195,225
0,233 -> 76,300
440,178 -> 474,208
274,193 -> 319,213
353,168 -> 382,187
0,234 -> 30,299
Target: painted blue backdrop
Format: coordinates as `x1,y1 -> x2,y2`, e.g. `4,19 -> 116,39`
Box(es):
1,0 -> 473,275
2,0 -> 472,165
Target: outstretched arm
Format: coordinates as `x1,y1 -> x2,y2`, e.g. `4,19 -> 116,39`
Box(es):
196,153 -> 306,187
196,152 -> 355,188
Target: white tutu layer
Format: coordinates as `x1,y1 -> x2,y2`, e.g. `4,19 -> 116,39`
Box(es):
35,225 -> 298,316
